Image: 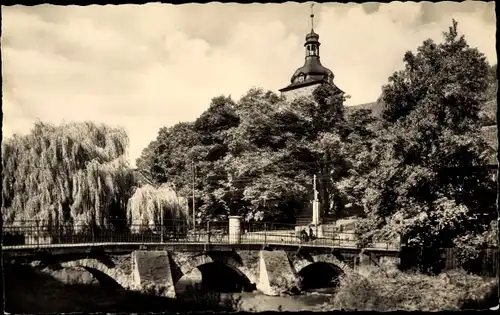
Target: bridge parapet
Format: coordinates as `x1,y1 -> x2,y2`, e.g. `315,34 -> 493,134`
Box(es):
2,220 -> 401,254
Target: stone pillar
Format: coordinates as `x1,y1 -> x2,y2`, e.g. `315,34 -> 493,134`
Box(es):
228,216 -> 242,244
312,200 -> 320,225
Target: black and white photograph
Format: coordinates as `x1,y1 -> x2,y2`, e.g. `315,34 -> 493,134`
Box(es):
1,1 -> 498,313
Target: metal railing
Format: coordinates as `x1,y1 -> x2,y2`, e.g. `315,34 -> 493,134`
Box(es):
2,219 -> 401,251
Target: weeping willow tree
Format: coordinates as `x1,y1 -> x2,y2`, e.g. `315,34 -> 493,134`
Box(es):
2,121 -> 136,233
126,183 -> 189,233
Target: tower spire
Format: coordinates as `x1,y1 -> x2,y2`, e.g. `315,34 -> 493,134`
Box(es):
310,3 -> 315,30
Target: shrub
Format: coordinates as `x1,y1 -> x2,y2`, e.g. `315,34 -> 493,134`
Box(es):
332,266 -> 496,311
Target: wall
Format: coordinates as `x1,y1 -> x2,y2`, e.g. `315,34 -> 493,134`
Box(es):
281,84 -> 320,102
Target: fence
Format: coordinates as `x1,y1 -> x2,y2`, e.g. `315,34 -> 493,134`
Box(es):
1,219 -> 399,250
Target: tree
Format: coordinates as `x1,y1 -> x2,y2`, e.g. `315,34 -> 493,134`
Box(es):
126,183 -> 189,233
353,20 -> 496,270
138,85 -> 352,224
1,121 -> 136,232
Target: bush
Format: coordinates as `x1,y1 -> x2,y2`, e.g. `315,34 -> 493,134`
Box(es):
332,267 -> 496,311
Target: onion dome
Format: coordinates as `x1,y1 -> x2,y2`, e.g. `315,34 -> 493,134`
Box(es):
279,4 -> 343,95
305,29 -> 320,43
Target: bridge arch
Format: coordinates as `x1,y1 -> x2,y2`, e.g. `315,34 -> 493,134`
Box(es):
311,253 -> 353,274
293,253 -> 353,290
177,252 -> 254,282
297,261 -> 344,290
175,252 -> 256,292
198,261 -> 255,292
60,259 -> 130,289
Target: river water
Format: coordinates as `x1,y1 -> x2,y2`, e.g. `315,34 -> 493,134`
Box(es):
5,264 -> 339,313
174,266 -> 340,312
224,288 -> 338,312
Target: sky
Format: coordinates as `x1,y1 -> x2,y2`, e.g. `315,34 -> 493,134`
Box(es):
1,1 -> 497,166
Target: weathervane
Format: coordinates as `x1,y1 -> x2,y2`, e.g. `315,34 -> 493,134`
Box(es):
310,3 -> 315,30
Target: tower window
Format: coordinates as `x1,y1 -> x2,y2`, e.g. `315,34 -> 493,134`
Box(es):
307,44 -> 317,56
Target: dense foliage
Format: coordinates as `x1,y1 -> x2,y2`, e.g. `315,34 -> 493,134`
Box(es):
2,122 -> 135,231
1,121 -> 189,233
350,20 -> 497,266
137,86 -> 362,224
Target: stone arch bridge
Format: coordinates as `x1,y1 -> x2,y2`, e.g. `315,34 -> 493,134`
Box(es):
5,245 -> 399,297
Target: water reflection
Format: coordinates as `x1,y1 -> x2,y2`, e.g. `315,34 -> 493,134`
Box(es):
175,260 -> 340,311
175,262 -> 257,303
197,262 -> 254,292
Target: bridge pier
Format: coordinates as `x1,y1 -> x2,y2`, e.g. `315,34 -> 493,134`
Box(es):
257,250 -> 298,296
132,251 -> 178,298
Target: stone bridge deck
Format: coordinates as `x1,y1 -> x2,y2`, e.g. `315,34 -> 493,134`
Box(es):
3,242 -> 400,262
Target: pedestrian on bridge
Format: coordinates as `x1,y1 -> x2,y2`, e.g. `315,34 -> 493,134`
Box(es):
300,229 -> 309,242
309,226 -> 316,241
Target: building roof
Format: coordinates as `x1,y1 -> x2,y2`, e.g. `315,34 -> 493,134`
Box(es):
280,26 -> 338,93
305,29 -> 319,44
345,101 -> 382,115
290,57 -> 333,82
279,77 -> 343,94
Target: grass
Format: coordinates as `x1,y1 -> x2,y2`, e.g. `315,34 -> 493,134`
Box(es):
332,265 -> 497,311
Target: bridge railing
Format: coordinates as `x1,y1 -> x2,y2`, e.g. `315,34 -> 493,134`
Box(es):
2,220 -> 401,250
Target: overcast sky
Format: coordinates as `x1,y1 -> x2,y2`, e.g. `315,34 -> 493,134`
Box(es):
2,2 -> 496,166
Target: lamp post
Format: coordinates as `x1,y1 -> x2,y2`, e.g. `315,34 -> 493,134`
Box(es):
192,161 -> 196,231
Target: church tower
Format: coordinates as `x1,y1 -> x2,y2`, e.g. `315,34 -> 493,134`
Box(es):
279,5 -> 343,101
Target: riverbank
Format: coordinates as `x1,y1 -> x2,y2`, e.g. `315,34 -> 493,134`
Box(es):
333,266 -> 498,311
